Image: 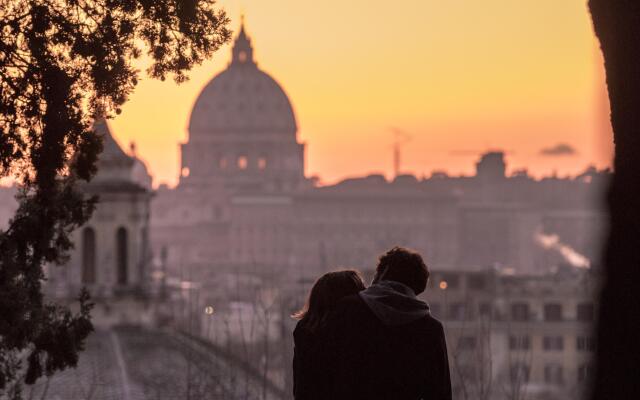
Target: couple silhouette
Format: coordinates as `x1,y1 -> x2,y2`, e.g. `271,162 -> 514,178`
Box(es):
293,247 -> 452,400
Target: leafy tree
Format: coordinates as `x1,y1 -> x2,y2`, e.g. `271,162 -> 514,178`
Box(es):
0,0 -> 230,395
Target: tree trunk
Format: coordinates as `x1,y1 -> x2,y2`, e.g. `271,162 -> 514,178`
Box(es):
588,1 -> 640,399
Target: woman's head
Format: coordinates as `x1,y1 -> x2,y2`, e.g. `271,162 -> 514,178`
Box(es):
293,270 -> 365,331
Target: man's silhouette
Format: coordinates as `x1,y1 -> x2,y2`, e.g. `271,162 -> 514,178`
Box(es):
326,247 -> 451,400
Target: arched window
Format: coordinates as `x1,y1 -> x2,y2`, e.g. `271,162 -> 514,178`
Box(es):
219,157 -> 228,169
116,227 -> 128,285
237,156 -> 248,170
81,227 -> 96,284
258,157 -> 267,170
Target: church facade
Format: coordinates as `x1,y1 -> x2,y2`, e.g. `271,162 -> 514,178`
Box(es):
150,23 -> 607,285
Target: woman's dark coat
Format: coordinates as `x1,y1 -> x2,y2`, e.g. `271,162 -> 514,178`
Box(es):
293,320 -> 330,400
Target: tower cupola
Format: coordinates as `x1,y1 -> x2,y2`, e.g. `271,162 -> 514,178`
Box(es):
231,18 -> 255,66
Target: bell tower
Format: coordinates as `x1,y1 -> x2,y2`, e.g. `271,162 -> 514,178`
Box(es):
47,120 -> 152,301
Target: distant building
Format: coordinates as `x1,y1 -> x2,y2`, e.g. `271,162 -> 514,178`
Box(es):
426,266 -> 596,400
151,23 -> 608,284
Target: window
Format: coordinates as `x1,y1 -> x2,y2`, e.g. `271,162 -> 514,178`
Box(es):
213,206 -> 223,220
81,227 -> 96,284
258,157 -> 267,170
578,364 -> 593,383
510,363 -> 530,383
440,273 -> 460,289
458,336 -> 477,350
479,302 -> 492,316
543,336 -> 564,351
544,303 -> 563,321
544,364 -> 564,384
430,303 -> 442,317
509,335 -> 531,350
467,273 -> 486,290
577,303 -> 594,322
218,157 -> 228,169
448,303 -> 466,320
511,303 -> 530,321
237,156 -> 248,170
160,246 -> 169,265
116,227 -> 128,285
577,336 -> 595,352
457,364 -> 477,382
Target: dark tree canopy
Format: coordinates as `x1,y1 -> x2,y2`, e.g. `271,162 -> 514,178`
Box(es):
0,0 -> 230,395
589,1 -> 640,399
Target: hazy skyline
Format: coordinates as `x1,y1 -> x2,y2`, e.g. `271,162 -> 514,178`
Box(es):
108,0 -> 612,187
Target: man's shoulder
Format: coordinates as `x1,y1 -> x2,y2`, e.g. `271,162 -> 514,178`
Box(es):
418,313 -> 446,333
333,294 -> 445,331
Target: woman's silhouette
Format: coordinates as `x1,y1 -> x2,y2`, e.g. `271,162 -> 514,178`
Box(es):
292,270 -> 365,400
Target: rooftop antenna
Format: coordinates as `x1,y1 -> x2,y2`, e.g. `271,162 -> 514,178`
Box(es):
449,149 -> 516,156
390,127 -> 412,177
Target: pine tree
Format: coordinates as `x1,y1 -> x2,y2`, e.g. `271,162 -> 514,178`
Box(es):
0,1 -> 230,395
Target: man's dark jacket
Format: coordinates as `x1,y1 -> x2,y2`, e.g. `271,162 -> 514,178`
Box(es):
325,281 -> 452,400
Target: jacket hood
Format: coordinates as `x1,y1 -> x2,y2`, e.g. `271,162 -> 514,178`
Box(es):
359,280 -> 430,326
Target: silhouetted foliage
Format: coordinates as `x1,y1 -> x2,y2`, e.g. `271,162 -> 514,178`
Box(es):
589,1 -> 640,400
0,0 -> 230,395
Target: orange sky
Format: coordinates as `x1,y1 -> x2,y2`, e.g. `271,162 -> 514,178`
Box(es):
109,0 -> 613,187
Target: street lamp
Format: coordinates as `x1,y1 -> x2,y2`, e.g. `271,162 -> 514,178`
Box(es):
204,305 -> 215,342
440,281 -> 448,321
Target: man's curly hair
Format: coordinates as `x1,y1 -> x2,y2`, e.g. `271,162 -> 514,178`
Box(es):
373,246 -> 430,294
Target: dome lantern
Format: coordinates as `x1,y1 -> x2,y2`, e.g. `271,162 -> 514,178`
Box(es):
231,17 -> 255,66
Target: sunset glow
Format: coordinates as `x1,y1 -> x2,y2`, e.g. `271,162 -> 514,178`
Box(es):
108,0 -> 612,187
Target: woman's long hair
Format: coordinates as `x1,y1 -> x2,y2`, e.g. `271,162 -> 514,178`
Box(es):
293,270 -> 365,332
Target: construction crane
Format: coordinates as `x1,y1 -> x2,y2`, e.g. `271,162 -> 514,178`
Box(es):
390,127 -> 412,178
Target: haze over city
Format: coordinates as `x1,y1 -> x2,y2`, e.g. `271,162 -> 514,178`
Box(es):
5,1 -> 639,399
108,0 -> 613,187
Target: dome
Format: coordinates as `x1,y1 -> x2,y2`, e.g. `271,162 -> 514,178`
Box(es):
92,119 -> 135,183
129,142 -> 153,189
91,120 -> 152,190
131,158 -> 152,189
188,23 -> 297,139
94,119 -> 132,165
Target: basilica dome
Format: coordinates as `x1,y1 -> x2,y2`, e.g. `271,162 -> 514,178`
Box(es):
188,24 -> 297,139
